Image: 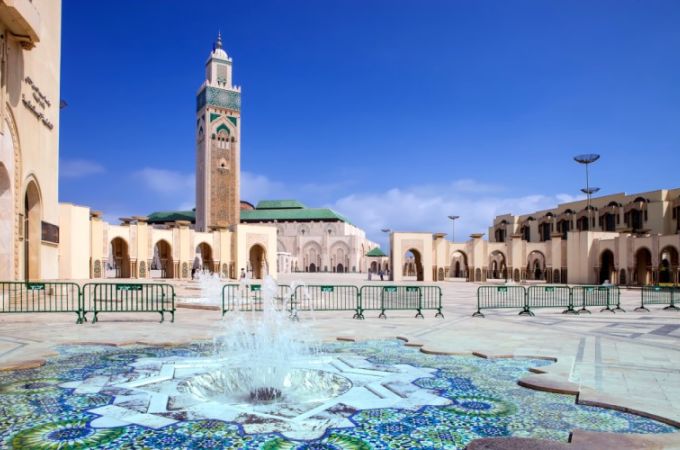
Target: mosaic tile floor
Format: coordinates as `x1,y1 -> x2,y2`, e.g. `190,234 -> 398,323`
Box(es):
0,340 -> 676,449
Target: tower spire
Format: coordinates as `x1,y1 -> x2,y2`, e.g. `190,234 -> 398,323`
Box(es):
216,31 -> 223,50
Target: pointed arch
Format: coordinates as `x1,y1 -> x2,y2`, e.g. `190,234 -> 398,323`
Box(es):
23,176 -> 42,279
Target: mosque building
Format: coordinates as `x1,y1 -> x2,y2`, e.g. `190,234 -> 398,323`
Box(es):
56,33 -> 379,280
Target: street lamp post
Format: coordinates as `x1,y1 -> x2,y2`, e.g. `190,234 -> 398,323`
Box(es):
447,215 -> 460,242
574,154 -> 601,231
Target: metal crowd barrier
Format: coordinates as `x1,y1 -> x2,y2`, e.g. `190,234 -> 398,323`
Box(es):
221,283 -> 443,320
572,286 -> 623,313
358,285 -> 443,319
636,287 -> 679,312
474,286 -> 531,317
527,285 -> 576,314
0,280 -> 445,323
0,281 -> 83,323
291,285 -> 359,319
82,283 -> 175,323
221,284 -> 292,315
475,285 -> 622,317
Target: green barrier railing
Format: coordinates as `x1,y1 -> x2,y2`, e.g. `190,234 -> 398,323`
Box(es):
474,285 -> 531,317
636,286 -> 679,312
572,286 -> 622,313
0,281 -> 83,323
221,284 -> 292,315
358,285 -> 443,319
291,285 -> 360,319
527,285 -> 577,314
421,286 -> 444,318
82,283 -> 175,323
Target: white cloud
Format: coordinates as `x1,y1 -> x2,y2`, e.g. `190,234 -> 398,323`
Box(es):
60,159 -> 105,178
241,171 -> 287,203
134,168 -> 194,195
329,182 -> 583,247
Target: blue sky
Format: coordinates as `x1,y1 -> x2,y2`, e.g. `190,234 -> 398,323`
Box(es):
59,0 -> 680,247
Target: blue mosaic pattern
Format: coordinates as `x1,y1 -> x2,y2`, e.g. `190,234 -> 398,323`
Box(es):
0,340 -> 675,449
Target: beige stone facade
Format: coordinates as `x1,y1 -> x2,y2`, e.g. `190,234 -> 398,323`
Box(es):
391,189 -> 680,285
58,205 -> 277,281
0,0 -> 61,280
269,217 -> 380,274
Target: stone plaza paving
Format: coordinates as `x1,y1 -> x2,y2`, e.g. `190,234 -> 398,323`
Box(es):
0,274 -> 679,448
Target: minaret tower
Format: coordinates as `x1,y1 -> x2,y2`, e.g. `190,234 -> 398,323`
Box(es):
195,32 -> 241,231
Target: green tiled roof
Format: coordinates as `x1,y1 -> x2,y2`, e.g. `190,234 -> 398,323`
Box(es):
147,210 -> 195,224
146,200 -> 350,224
241,207 -> 350,223
366,247 -> 387,257
255,200 -> 306,210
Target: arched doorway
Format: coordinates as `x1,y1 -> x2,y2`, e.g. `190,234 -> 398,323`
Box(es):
109,238 -> 130,278
196,242 -> 214,273
152,240 -> 173,278
303,242 -> 322,273
450,251 -> 468,279
488,251 -> 507,280
249,244 -> 267,279
599,250 -> 615,284
370,261 -> 378,273
331,243 -> 349,275
527,251 -> 546,281
24,180 -> 41,279
634,248 -> 652,286
403,249 -> 423,281
0,164 -> 12,279
659,246 -> 679,284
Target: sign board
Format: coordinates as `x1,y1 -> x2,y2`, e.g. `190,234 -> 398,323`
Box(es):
497,286 -> 508,293
320,286 -> 334,293
41,221 -> 59,244
545,287 -> 555,292
116,284 -> 143,291
406,286 -> 419,292
585,287 -> 594,292
250,285 -> 261,292
26,282 -> 45,291
383,286 -> 397,293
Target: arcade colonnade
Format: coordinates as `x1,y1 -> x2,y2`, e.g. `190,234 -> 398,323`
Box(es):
390,231 -> 680,286
58,204 -> 277,280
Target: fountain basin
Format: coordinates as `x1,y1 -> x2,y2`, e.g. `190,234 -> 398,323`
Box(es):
180,367 -> 352,405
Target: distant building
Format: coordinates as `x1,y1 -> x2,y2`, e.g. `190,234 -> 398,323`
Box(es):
390,188 -> 680,285
147,199 -> 382,274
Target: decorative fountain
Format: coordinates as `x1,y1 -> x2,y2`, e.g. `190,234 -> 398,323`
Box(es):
189,276 -> 322,404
